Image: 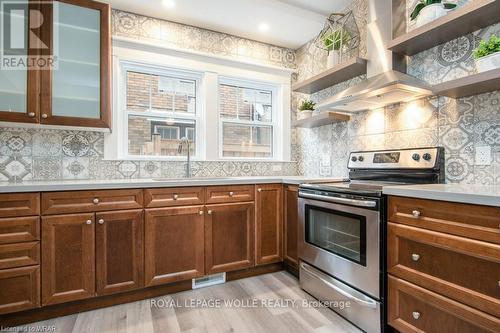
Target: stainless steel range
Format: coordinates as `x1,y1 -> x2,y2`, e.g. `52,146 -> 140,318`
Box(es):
298,147 -> 445,333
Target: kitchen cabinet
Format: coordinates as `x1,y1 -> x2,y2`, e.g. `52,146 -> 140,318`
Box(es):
205,202 -> 254,274
283,185 -> 299,269
387,195 -> 500,333
255,184 -> 282,265
96,210 -> 143,295
0,0 -> 111,128
0,266 -> 40,315
144,206 -> 205,286
41,213 -> 95,306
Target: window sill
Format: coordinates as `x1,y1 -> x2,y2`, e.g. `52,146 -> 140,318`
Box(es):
102,156 -> 295,163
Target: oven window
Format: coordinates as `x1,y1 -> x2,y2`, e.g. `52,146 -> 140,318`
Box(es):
305,205 -> 367,266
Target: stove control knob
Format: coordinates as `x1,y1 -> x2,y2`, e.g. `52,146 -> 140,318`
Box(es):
412,153 -> 420,161
422,153 -> 432,161
358,156 -> 364,162
351,156 -> 358,162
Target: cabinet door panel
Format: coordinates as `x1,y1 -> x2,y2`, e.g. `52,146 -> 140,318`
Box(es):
145,206 -> 205,286
0,242 -> 39,269
0,216 -> 39,244
0,193 -> 40,218
205,202 -> 254,274
41,213 -> 95,306
96,210 -> 143,295
284,185 -> 299,268
0,266 -> 40,315
255,184 -> 282,265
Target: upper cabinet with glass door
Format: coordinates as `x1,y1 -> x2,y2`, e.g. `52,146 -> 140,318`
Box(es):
0,0 -> 111,128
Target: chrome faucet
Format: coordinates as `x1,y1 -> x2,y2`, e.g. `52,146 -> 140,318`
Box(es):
177,137 -> 192,178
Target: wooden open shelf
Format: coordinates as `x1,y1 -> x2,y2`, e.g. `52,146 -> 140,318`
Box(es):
432,68 -> 500,98
292,57 -> 367,94
388,0 -> 500,56
293,112 -> 350,128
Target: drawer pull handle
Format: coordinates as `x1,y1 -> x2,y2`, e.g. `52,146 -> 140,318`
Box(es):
93,198 -> 99,204
411,254 -> 420,262
412,311 -> 420,320
98,219 -> 104,225
207,210 -> 212,215
173,194 -> 178,200
229,191 -> 234,197
199,211 -> 204,215
257,188 -> 262,192
85,220 -> 92,225
412,210 -> 421,218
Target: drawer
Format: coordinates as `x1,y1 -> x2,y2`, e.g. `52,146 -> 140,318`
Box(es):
144,187 -> 205,207
0,216 -> 40,244
0,242 -> 39,269
42,189 -> 143,214
0,265 -> 40,315
0,193 -> 40,218
388,196 -> 500,244
206,185 -> 254,204
388,276 -> 499,333
388,222 -> 500,317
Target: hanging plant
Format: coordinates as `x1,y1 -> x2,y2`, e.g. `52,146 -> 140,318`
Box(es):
410,0 -> 457,21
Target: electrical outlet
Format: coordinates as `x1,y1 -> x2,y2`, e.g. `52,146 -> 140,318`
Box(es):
475,146 -> 492,165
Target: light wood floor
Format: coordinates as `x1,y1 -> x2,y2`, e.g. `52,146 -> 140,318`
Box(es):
19,271 -> 362,333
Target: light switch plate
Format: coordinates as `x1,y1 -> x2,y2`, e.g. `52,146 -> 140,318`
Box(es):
475,146 -> 492,165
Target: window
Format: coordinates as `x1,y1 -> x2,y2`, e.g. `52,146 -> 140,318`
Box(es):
123,64 -> 200,157
218,80 -> 276,159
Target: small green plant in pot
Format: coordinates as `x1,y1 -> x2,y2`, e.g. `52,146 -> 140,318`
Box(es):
322,29 -> 350,68
297,100 -> 316,120
473,35 -> 500,73
410,0 -> 457,28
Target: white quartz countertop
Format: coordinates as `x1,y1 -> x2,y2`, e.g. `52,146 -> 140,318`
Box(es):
0,176 -> 346,193
383,184 -> 500,207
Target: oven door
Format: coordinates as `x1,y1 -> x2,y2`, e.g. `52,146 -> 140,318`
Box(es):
298,192 -> 380,299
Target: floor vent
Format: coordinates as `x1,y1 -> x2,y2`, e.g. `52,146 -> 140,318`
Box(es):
192,273 -> 226,289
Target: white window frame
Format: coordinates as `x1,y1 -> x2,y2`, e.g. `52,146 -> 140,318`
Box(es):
217,76 -> 280,160
155,125 -> 180,140
117,60 -> 204,160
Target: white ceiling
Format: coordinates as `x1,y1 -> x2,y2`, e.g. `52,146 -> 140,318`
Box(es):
104,0 -> 352,49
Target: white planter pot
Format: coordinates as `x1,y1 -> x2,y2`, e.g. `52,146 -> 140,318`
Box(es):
327,50 -> 340,68
476,52 -> 500,73
415,4 -> 448,28
297,110 -> 313,120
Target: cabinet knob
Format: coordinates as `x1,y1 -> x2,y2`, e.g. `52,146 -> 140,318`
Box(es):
93,198 -> 99,204
41,113 -> 48,119
173,194 -> 178,200
98,219 -> 104,225
207,210 -> 212,215
199,211 -> 204,215
85,220 -> 92,225
28,112 -> 36,118
257,188 -> 262,192
412,311 -> 420,320
229,191 -> 234,197
411,253 -> 420,262
412,210 -> 421,218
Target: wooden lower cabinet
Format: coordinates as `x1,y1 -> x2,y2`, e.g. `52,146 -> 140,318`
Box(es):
96,210 -> 144,295
41,213 -> 95,306
283,185 -> 299,269
145,206 -> 205,286
0,266 -> 40,314
255,184 -> 282,266
388,276 -> 500,333
205,202 -> 254,274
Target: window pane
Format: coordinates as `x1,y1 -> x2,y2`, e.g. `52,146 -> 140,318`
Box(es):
219,84 -> 272,122
222,123 -> 272,158
128,115 -> 195,156
126,71 -> 196,114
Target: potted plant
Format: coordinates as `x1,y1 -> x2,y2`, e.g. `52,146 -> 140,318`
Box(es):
410,0 -> 457,28
322,29 -> 350,68
297,100 -> 316,120
473,35 -> 500,73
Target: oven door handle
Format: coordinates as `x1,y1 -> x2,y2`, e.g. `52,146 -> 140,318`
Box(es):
300,262 -> 378,309
299,192 -> 377,208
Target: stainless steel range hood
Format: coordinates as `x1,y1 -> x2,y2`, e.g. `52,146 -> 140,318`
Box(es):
316,0 -> 433,112
316,70 -> 433,112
